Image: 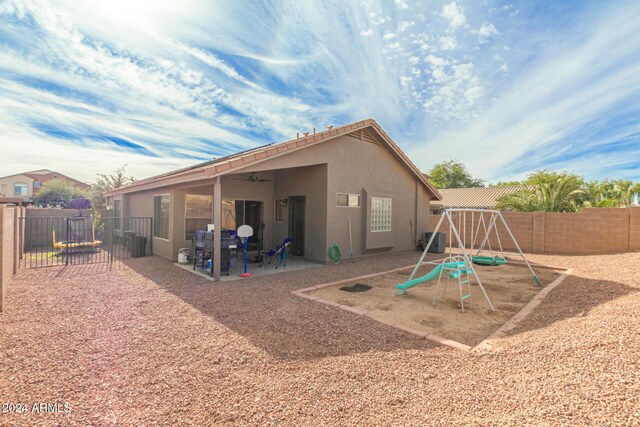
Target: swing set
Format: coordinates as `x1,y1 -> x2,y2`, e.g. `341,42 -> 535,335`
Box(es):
396,209 -> 540,313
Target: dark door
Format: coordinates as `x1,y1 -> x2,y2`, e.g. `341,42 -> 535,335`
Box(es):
243,200 -> 263,252
288,196 -> 305,256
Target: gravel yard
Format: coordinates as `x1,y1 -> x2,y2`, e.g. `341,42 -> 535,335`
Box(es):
1,251 -> 639,426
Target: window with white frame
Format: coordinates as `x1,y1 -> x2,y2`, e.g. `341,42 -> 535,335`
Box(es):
154,195 -> 170,239
185,194 -> 212,240
370,197 -> 392,232
274,199 -> 287,222
14,183 -> 28,197
337,193 -> 360,207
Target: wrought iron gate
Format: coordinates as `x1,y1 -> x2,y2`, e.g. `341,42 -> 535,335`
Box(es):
19,216 -> 152,268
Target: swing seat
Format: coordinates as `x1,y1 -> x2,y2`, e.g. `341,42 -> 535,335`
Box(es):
472,256 -> 507,266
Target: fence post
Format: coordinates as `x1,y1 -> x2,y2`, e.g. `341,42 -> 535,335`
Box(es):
110,215 -> 114,263
13,208 -> 19,274
65,217 -> 69,266
149,217 -> 153,256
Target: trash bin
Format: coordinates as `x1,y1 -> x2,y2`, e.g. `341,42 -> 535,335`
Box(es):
130,236 -> 147,258
424,232 -> 446,253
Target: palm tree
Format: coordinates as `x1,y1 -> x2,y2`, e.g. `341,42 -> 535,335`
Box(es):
583,179 -> 640,208
497,172 -> 585,212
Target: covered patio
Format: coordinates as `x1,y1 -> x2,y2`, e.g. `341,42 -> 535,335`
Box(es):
153,162 -> 328,281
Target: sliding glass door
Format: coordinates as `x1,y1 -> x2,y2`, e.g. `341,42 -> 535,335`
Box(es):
221,199 -> 264,251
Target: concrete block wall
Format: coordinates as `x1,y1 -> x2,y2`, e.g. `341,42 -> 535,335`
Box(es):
628,207 -> 640,251
429,207 -> 640,255
0,205 -> 17,312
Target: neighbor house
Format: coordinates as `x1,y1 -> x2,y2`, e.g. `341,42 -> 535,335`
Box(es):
104,119 -> 442,280
0,169 -> 89,202
430,185 -> 532,214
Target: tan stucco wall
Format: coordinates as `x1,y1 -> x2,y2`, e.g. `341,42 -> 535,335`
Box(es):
0,175 -> 34,198
121,186 -> 174,260
237,134 -> 431,261
272,165 -> 328,261
116,133 -> 434,263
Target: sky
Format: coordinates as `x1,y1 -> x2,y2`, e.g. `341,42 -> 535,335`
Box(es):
1,0 -> 639,185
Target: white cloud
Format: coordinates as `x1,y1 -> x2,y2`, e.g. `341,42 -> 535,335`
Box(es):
369,11 -> 387,25
383,32 -> 396,40
398,20 -> 415,33
394,0 -> 409,10
360,29 -> 373,37
439,36 -> 457,50
411,4 -> 640,180
477,22 -> 499,40
441,2 -> 466,30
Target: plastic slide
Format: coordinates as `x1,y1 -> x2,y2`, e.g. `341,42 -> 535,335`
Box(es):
395,265 -> 443,295
396,261 -> 473,295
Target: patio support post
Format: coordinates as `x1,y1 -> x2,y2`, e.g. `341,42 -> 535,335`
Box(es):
213,176 -> 222,282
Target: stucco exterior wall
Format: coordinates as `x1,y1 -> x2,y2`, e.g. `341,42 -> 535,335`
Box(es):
121,186 -> 174,260
239,134 -> 431,261
0,175 -> 34,198
272,165 -> 328,262
114,133 -> 435,263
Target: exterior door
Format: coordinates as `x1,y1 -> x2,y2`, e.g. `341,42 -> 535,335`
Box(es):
288,196 -> 305,256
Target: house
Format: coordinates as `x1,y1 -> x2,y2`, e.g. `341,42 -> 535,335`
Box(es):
0,169 -> 89,202
104,119 -> 442,280
430,185 -> 532,214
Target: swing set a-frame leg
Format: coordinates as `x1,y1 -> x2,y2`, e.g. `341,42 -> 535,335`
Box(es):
407,213 -> 447,282
497,213 -> 542,286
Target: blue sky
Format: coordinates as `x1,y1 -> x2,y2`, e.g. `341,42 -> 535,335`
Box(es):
1,0 -> 639,184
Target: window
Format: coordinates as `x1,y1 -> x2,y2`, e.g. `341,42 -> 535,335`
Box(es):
274,199 -> 287,222
113,199 -> 122,230
34,181 -> 41,188
371,197 -> 392,232
14,183 -> 28,197
337,193 -> 360,207
185,194 -> 212,240
154,195 -> 170,239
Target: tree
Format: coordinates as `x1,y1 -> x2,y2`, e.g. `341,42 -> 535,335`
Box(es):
583,179 -> 640,208
89,165 -> 136,210
496,171 -> 586,212
33,179 -> 87,207
497,170 -> 587,212
428,160 -> 484,189
490,180 -> 523,187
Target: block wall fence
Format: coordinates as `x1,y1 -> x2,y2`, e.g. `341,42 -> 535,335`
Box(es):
0,205 -> 23,312
429,207 -> 640,255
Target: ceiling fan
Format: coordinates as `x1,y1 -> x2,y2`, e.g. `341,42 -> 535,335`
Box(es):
235,172 -> 273,183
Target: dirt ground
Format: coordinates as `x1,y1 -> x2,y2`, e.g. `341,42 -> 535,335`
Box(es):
1,251 -> 639,426
310,262 -> 562,346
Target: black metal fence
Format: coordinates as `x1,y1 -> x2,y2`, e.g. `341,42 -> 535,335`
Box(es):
20,216 -> 152,268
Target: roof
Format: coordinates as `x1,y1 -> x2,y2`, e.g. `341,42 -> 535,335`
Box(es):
104,119 -> 442,200
432,185 -> 533,209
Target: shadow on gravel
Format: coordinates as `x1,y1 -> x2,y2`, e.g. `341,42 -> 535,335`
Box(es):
503,271 -> 638,338
25,254 -> 637,360
123,254 -> 437,361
